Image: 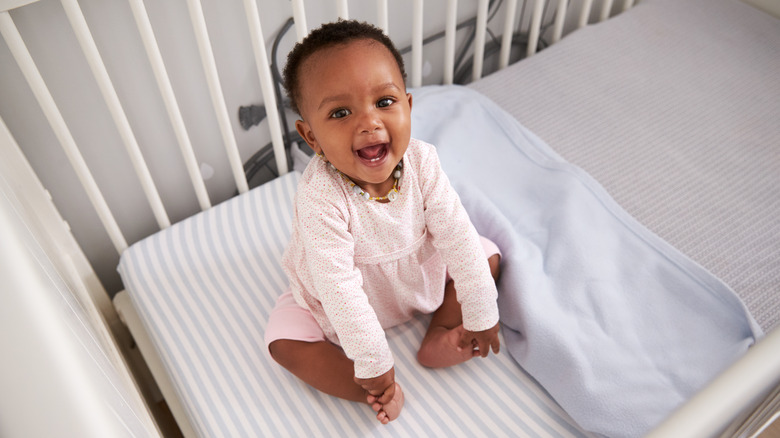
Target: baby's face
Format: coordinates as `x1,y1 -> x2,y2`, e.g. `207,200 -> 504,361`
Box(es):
295,39 -> 412,198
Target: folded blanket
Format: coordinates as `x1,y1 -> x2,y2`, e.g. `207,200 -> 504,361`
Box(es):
410,85 -> 762,438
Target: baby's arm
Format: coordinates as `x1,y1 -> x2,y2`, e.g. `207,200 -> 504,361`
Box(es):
417,142 -> 501,346
354,366 -> 395,405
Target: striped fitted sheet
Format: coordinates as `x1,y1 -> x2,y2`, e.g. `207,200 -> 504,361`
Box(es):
118,171 -> 587,437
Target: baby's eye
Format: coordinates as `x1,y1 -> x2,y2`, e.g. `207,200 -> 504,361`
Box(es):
377,98 -> 394,108
330,108 -> 350,119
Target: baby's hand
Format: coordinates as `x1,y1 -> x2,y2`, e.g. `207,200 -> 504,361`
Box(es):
354,367 -> 395,405
355,369 -> 404,424
458,323 -> 500,358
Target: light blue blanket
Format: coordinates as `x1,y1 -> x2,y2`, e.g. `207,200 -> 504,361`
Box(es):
410,85 -> 762,437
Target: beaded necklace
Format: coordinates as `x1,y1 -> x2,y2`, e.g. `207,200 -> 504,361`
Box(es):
319,154 -> 403,202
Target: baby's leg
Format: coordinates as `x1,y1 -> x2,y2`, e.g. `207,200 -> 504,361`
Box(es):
417,254 -> 501,368
269,340 -> 404,423
269,339 -> 368,403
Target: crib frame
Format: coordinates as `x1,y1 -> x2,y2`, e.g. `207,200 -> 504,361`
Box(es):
2,0 -> 779,436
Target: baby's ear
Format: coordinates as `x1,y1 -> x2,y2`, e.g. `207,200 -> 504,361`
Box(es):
295,119 -> 321,155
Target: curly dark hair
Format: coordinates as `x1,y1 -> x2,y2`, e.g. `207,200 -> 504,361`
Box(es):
283,19 -> 407,116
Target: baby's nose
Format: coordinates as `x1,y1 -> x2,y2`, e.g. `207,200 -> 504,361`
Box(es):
359,111 -> 382,134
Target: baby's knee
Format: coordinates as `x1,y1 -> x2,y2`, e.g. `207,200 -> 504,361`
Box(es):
268,339 -> 297,368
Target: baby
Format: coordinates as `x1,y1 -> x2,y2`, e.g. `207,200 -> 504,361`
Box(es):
265,19 -> 501,425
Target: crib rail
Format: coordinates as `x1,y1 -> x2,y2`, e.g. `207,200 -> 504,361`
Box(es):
1,0 -> 604,259
647,327 -> 780,438
288,0 -> 615,86
0,9 -> 130,252
127,0 -> 211,211
1,0 -> 289,254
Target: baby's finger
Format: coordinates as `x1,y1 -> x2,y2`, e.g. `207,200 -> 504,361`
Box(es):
376,384 -> 395,405
480,342 -> 491,357
492,338 -> 500,354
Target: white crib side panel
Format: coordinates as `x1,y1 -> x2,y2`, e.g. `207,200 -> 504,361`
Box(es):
0,115 -> 159,437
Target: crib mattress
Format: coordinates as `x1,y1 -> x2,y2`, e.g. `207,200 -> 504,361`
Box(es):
118,171 -> 586,437
470,0 -> 780,331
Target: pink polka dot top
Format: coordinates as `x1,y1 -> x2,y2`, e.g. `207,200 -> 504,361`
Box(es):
282,138 -> 499,379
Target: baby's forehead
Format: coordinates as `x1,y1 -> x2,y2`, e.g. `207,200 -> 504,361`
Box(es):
294,37 -> 405,114
304,39 -> 398,74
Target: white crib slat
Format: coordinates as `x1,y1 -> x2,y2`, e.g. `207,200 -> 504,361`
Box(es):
579,0 -> 595,28
376,0 -> 388,34
291,0 -> 307,42
472,0 -> 489,81
60,0 -> 171,229
337,0 -> 348,20
186,0 -> 249,194
243,0 -> 288,177
0,11 -> 128,253
128,0 -> 212,212
622,0 -> 635,12
411,0 -> 423,88
526,0 -> 545,57
600,0 -> 614,21
498,0 -> 518,70
443,0 -> 457,84
551,0 -> 568,43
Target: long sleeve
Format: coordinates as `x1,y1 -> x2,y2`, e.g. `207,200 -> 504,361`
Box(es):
292,172 -> 394,379
418,145 -> 500,331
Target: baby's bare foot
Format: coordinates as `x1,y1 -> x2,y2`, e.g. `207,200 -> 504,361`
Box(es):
370,383 -> 404,424
417,325 -> 478,368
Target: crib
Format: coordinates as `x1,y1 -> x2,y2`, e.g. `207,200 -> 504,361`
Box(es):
1,0 -> 779,436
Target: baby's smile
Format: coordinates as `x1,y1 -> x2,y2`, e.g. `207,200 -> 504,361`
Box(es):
356,143 -> 388,163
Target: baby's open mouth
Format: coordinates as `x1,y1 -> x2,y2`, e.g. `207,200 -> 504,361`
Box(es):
356,144 -> 388,162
